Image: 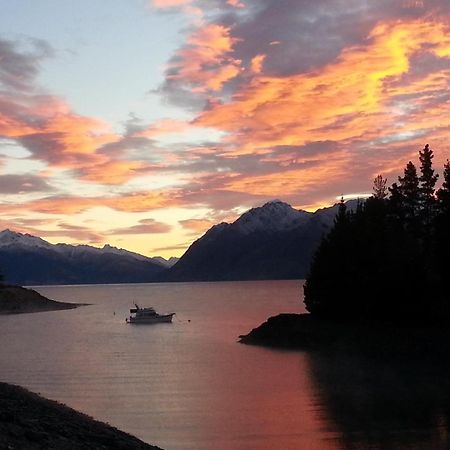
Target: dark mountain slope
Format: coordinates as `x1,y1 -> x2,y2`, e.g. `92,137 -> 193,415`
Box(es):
164,200 -> 343,281
0,230 -> 169,285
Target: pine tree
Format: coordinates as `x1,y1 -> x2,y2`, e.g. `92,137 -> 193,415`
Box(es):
336,196 -> 347,225
388,182 -> 404,220
304,148 -> 448,322
398,161 -> 420,230
419,144 -> 439,227
373,175 -> 387,199
437,159 -> 450,210
434,160 -> 450,315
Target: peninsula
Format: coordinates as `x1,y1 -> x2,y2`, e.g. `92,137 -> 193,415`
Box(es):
240,146 -> 450,358
0,284 -> 84,315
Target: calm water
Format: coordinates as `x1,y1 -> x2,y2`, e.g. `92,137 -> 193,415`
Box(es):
0,281 -> 449,450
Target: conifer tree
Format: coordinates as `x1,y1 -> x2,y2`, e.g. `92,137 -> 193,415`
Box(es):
434,160 -> 450,313
336,196 -> 347,225
419,144 -> 439,227
388,182 -> 404,220
373,175 -> 387,199
398,161 -> 420,230
304,146 -> 448,321
437,159 -> 450,210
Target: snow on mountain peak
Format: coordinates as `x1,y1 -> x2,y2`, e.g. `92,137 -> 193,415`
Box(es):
0,229 -> 53,249
101,244 -> 153,262
0,230 -> 175,265
233,200 -> 312,234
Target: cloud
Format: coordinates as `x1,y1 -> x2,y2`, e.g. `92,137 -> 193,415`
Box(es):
151,0 -> 192,8
0,189 -> 179,215
164,23 -> 242,94
0,174 -> 53,194
107,219 -> 172,235
0,221 -> 104,244
250,54 -> 265,74
0,38 -> 53,91
192,19 -> 450,176
0,37 -> 152,186
4,1 -> 450,247
52,223 -> 104,243
134,118 -> 192,138
178,218 -> 215,234
146,2 -> 450,213
150,241 -> 193,252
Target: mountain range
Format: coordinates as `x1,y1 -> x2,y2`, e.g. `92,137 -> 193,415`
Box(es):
0,199 -> 352,285
0,230 -> 177,285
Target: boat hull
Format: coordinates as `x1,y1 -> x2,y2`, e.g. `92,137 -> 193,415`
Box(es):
127,313 -> 174,324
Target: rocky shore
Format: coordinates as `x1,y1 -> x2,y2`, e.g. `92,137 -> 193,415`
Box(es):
239,313 -> 450,361
0,382 -> 162,449
0,285 -> 84,315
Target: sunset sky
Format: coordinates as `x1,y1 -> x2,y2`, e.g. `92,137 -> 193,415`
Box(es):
1,0 -> 450,257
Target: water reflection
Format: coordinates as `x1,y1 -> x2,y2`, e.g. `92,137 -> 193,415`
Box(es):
307,350 -> 450,449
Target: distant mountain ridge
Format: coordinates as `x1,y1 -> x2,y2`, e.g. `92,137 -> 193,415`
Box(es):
0,230 -> 178,285
0,199 -> 357,285
163,200 -> 356,282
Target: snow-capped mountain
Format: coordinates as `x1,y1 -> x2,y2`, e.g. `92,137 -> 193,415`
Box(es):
0,199 -> 356,284
0,230 -> 173,285
233,200 -> 312,234
0,230 -> 177,267
164,199 -> 346,282
0,229 -> 54,250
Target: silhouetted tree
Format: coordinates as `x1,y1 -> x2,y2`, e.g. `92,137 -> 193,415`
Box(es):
419,144 -> 439,230
437,160 -> 450,210
398,161 -> 420,233
304,197 -> 357,317
304,146 -> 447,322
388,182 -> 405,222
373,175 -> 388,200
336,196 -> 348,226
434,159 -> 450,313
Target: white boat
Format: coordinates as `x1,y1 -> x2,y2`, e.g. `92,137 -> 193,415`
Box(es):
126,304 -> 175,324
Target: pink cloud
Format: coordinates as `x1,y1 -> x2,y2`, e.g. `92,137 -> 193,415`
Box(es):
166,23 -> 242,93
227,0 -> 245,8
107,219 -> 172,235
151,0 -> 192,9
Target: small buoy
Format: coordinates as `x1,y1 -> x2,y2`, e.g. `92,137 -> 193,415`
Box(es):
188,319 -> 191,322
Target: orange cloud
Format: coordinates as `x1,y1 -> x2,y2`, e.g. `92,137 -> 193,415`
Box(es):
179,218 -> 215,233
136,118 -> 192,138
250,54 -> 266,74
0,92 -> 150,185
80,160 -> 147,184
227,0 -> 245,8
0,189 -> 179,215
151,0 -> 191,9
107,218 -> 171,234
167,23 -> 242,92
223,156 -> 348,197
196,19 -> 450,157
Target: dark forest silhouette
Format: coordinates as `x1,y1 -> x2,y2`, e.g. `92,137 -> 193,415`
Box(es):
304,145 -> 450,321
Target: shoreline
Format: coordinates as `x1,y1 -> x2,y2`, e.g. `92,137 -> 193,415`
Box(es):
239,313 -> 450,361
0,382 -> 162,449
0,284 -> 86,315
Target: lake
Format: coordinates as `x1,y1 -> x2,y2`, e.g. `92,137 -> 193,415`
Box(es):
0,280 -> 449,450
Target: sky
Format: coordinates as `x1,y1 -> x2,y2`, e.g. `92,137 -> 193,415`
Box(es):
1,0 -> 449,258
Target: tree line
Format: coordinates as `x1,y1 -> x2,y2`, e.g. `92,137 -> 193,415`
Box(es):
304,145 -> 450,322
